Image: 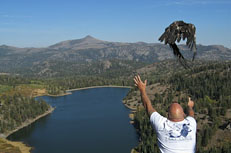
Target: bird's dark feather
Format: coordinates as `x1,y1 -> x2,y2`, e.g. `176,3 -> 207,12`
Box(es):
169,43 -> 184,59
158,20 -> 197,65
169,43 -> 190,69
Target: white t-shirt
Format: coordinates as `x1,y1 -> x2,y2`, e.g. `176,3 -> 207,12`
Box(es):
150,112 -> 197,153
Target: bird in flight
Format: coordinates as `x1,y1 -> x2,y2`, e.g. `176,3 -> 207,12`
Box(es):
159,21 -> 197,68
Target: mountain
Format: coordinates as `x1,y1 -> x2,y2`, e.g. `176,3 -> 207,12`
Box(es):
0,36 -> 231,77
49,35 -> 108,50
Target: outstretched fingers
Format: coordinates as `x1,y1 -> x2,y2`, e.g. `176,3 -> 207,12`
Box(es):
134,75 -> 140,85
133,75 -> 147,92
133,78 -> 138,86
134,75 -> 140,83
137,75 -> 141,82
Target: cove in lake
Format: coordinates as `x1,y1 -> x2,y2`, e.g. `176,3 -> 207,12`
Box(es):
8,87 -> 138,153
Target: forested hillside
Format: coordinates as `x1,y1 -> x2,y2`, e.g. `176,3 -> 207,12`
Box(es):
0,36 -> 231,77
0,94 -> 51,136
0,76 -> 52,138
124,61 -> 231,153
1,57 -> 231,153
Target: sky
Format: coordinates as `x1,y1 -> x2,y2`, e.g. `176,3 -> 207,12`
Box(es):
0,0 -> 231,48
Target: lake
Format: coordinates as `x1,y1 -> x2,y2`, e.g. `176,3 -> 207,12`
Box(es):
8,87 -> 138,153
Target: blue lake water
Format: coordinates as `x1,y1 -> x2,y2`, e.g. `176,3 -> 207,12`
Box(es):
8,87 -> 138,153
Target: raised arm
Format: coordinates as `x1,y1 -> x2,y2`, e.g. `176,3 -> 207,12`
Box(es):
187,97 -> 195,117
134,75 -> 156,116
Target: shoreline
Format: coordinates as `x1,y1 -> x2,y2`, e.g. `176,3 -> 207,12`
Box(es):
66,85 -> 132,92
1,107 -> 54,139
122,100 -> 137,111
1,85 -> 133,153
46,92 -> 72,97
50,85 -> 139,153
0,138 -> 31,153
43,85 -> 132,97
2,86 -> 131,139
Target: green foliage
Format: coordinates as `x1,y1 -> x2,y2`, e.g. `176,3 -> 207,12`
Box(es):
1,59 -> 231,152
133,109 -> 160,153
12,59 -> 149,78
201,125 -> 210,147
45,76 -> 134,95
0,85 -> 12,93
0,94 -> 51,134
131,61 -> 231,153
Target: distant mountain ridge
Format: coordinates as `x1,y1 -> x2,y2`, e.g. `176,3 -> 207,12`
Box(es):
0,35 -> 231,76
49,35 -> 108,50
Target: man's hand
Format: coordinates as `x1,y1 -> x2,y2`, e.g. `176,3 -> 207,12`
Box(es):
133,75 -> 147,93
133,75 -> 155,116
187,97 -> 195,117
188,97 -> 194,108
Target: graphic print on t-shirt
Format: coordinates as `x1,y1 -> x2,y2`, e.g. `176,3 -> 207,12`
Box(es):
164,120 -> 193,141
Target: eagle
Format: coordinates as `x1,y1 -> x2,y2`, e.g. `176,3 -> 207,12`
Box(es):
159,21 -> 197,68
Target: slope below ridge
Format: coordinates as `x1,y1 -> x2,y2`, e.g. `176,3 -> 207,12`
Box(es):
1,35 -> 231,77
48,35 -> 109,50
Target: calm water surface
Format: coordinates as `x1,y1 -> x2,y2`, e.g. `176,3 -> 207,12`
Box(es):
8,87 -> 138,153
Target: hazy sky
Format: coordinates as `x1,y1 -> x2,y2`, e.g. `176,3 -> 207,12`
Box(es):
1,0 -> 231,48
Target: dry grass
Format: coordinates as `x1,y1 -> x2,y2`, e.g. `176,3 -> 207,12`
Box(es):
0,138 -> 31,153
0,84 -> 47,98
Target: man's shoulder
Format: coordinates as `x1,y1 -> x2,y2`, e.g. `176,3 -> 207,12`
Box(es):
150,112 -> 166,120
150,112 -> 167,126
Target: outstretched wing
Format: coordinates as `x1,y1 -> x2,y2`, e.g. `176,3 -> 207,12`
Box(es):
184,23 -> 196,52
159,21 -> 179,45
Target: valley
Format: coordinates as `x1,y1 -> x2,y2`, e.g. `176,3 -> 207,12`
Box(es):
0,36 -> 231,153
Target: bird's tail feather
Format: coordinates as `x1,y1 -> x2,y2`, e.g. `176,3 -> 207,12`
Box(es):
169,43 -> 190,69
179,58 -> 190,69
192,51 -> 197,61
192,44 -> 197,61
169,43 -> 183,58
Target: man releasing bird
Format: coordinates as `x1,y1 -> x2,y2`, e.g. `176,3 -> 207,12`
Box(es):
159,21 -> 197,68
